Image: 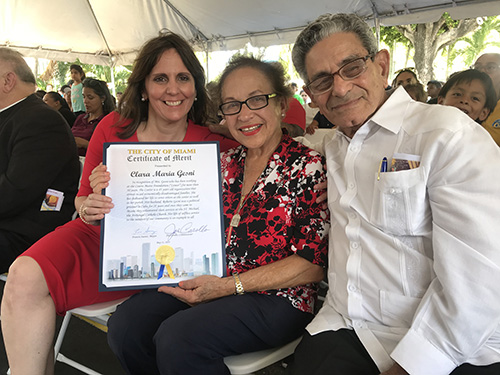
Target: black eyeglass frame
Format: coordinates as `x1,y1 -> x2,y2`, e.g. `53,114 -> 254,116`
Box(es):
219,93 -> 278,115
306,53 -> 376,95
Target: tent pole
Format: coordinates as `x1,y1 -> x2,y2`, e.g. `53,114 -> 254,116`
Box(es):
110,62 -> 116,97
205,42 -> 210,82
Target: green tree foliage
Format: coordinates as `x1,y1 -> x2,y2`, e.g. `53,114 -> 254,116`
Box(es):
456,16 -> 500,67
379,26 -> 412,79
39,59 -> 132,93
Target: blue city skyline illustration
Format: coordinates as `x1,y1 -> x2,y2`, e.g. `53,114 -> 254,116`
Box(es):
106,242 -> 220,280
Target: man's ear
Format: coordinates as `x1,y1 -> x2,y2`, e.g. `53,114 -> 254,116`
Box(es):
478,107 -> 490,122
374,49 -> 390,84
1,71 -> 17,93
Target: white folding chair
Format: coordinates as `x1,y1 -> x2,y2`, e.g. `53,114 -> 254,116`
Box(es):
224,337 -> 301,375
53,297 -> 129,375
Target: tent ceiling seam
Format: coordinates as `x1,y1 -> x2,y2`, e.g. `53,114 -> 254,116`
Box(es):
85,0 -> 114,62
162,0 -> 209,42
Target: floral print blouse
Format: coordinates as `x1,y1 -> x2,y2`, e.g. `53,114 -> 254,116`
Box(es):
221,135 -> 329,313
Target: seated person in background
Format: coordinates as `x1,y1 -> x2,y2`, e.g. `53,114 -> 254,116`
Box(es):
106,56 -> 329,375
394,68 -> 418,87
72,78 -> 115,156
304,97 -> 319,127
1,32 -> 239,375
60,84 -> 73,111
306,110 -> 336,135
403,82 -> 427,102
282,96 -> 306,137
34,89 -> 46,99
473,53 -> 500,146
427,80 -> 442,104
438,69 -> 497,123
300,89 -> 309,104
0,47 -> 79,273
115,91 -> 123,102
43,91 -> 77,127
291,82 -> 305,105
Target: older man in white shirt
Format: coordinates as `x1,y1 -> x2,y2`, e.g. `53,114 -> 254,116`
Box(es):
289,13 -> 500,375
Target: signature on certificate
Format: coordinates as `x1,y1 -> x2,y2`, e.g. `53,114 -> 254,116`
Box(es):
132,227 -> 158,237
164,222 -> 209,242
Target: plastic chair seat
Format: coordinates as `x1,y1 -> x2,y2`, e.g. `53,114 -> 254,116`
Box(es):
224,337 -> 301,375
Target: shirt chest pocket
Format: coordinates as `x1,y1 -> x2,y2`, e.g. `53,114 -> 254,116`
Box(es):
370,167 -> 428,235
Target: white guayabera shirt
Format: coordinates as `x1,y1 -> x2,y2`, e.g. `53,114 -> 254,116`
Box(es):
307,87 -> 500,375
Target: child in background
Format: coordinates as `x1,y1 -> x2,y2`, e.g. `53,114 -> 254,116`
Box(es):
438,69 -> 497,123
70,64 -> 86,117
404,82 -> 427,102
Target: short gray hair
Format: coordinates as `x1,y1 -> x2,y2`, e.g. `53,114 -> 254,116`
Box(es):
0,47 -> 36,85
292,13 -> 378,82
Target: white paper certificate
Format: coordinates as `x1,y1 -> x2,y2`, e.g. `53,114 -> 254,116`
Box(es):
99,142 -> 226,291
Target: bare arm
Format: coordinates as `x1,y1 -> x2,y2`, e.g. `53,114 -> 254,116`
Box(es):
159,254 -> 324,305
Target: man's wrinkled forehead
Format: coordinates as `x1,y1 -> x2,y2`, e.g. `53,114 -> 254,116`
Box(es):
305,32 -> 366,81
476,54 -> 500,65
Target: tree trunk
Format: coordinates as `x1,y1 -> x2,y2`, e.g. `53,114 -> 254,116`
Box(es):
396,15 -> 479,85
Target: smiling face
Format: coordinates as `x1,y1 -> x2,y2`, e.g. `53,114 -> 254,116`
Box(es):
304,32 -> 389,138
221,66 -> 285,153
144,49 -> 196,127
438,79 -> 490,121
83,87 -> 103,116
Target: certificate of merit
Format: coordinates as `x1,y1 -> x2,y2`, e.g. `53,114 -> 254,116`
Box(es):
99,142 -> 226,291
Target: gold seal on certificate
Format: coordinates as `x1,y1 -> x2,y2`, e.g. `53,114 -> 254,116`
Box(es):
156,245 -> 176,280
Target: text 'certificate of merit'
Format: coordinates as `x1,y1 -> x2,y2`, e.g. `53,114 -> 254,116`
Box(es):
99,142 -> 226,291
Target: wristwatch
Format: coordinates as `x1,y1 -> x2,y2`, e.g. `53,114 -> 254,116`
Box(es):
232,272 -> 245,295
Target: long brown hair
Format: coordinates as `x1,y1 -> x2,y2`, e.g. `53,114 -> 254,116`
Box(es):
116,33 -> 209,139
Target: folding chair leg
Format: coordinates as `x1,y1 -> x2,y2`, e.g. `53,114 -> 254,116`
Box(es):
54,311 -> 72,360
53,310 -> 105,374
56,353 -> 103,375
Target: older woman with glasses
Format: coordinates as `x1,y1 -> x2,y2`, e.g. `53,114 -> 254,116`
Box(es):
106,56 -> 330,375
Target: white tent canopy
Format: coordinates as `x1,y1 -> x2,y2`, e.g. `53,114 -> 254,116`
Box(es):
2,0 -> 500,66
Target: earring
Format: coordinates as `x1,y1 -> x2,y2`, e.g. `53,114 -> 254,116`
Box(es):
101,101 -> 105,106
194,97 -> 198,101
281,113 -> 285,118
141,97 -> 146,102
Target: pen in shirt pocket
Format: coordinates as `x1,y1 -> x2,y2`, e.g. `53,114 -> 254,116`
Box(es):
377,157 -> 388,181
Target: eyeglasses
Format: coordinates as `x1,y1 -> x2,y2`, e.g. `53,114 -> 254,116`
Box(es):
219,93 -> 277,115
472,63 -> 500,74
306,54 -> 375,95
